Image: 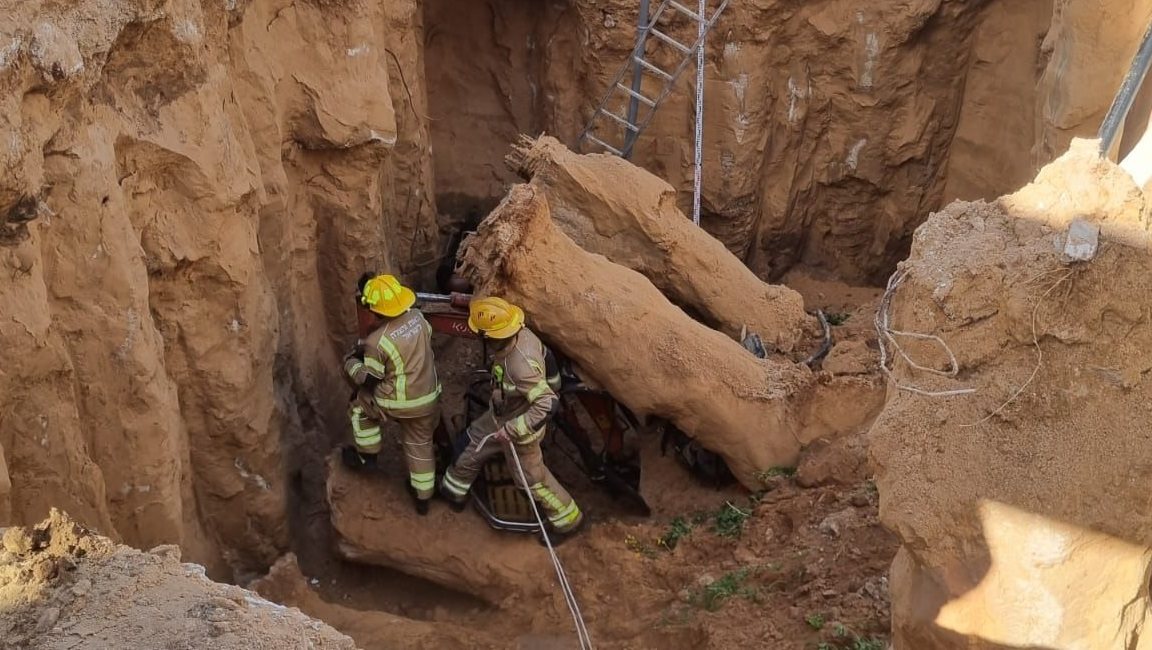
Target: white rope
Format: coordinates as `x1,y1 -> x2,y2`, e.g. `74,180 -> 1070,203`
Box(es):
959,268 -> 1074,428
475,433 -> 594,649
875,269 -> 976,398
691,0 -> 706,227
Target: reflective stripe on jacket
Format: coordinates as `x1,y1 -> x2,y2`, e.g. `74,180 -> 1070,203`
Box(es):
491,328 -> 559,445
344,309 -> 441,418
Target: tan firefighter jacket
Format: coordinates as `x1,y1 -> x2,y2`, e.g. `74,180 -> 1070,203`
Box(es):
345,309 -> 441,419
489,327 -> 560,445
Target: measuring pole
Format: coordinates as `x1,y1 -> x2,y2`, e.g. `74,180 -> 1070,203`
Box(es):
691,0 -> 706,226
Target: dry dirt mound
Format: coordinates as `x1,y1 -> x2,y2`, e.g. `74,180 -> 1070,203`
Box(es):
0,510 -> 354,650
870,139 -> 1152,648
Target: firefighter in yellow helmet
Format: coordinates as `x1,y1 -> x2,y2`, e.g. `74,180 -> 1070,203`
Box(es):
440,297 -> 584,542
343,274 -> 442,515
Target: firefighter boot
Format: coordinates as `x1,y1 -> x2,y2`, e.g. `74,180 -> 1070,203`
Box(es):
438,483 -> 467,512
405,482 -> 430,516
538,517 -> 588,548
341,445 -> 378,471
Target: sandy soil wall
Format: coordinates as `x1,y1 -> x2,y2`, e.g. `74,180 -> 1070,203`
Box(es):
3,0 -> 1152,586
0,0 -> 438,581
424,0 -> 1152,283
425,0 -> 998,282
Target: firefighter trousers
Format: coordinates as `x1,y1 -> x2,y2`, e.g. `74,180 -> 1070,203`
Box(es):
441,410 -> 582,533
349,403 -> 440,500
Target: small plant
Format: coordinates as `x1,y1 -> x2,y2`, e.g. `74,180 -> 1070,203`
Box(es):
805,613 -> 826,630
624,534 -> 656,558
659,516 -> 694,550
712,502 -> 751,539
826,312 -> 851,326
813,625 -> 887,650
696,568 -> 753,611
756,466 -> 796,483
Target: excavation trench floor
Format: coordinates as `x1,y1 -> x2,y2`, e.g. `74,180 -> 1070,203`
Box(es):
280,270 -> 897,649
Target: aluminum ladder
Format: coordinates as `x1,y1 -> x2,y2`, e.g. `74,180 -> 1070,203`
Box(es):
576,0 -> 731,159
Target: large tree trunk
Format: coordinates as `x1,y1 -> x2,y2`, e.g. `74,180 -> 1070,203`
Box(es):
507,136 -> 817,355
460,185 -> 814,487
326,457 -> 550,606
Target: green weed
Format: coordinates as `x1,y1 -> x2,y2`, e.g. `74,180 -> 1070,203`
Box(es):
813,626 -> 887,650
659,516 -> 694,551
624,534 -> 656,558
712,502 -> 751,539
755,466 -> 797,482
696,568 -> 754,611
805,613 -> 826,630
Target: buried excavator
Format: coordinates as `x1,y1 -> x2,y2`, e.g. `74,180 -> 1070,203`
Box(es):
352,277 -> 768,535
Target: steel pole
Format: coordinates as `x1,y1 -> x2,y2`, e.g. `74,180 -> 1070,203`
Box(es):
1100,19 -> 1152,158
623,0 -> 651,159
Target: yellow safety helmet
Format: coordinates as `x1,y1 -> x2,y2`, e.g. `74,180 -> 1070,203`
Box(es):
468,296 -> 524,339
360,274 -> 416,317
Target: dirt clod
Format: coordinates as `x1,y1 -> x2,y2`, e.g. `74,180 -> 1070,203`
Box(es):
0,512 -> 355,649
2,528 -> 32,555
797,435 -> 870,488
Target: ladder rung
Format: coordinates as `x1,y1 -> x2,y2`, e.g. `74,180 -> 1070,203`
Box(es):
615,83 -> 656,107
599,109 -> 640,132
667,1 -> 704,22
633,56 -> 673,80
585,135 -> 624,156
649,27 -> 691,53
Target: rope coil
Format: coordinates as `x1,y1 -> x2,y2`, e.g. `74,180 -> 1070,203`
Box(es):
875,269 -> 976,398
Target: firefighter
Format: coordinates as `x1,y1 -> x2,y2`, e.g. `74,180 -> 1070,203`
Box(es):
343,274 -> 442,516
440,297 -> 584,541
